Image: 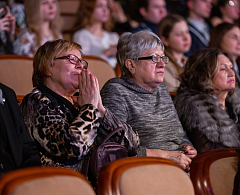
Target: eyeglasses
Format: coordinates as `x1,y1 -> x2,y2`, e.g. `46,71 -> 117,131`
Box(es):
136,54 -> 169,64
54,54 -> 88,69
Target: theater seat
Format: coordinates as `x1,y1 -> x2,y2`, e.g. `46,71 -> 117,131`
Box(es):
97,157 -> 195,195
0,166 -> 96,195
190,148 -> 240,195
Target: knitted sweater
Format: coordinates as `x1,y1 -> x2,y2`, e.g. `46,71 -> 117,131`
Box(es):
101,77 -> 191,155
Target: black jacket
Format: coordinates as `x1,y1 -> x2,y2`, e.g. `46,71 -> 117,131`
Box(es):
0,83 -> 41,172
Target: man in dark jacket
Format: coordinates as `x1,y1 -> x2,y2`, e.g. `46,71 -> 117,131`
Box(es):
0,83 -> 41,174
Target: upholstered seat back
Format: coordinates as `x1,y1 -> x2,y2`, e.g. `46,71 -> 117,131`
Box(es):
119,164 -> 194,195
209,156 -> 237,195
0,55 -> 33,96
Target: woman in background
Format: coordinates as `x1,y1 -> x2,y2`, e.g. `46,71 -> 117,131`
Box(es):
210,0 -> 240,27
14,0 -> 62,57
157,14 -> 191,92
174,48 -> 240,153
73,0 -> 120,69
209,22 -> 240,87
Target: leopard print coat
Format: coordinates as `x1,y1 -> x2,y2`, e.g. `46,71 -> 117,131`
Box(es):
21,86 -> 140,173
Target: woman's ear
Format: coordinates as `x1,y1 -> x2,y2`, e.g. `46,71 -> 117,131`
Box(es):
125,59 -> 136,75
161,36 -> 169,47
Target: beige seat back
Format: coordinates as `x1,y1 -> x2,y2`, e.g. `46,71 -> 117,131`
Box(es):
84,56 -> 116,89
97,157 -> 195,195
0,55 -> 34,96
190,148 -> 240,195
0,167 -> 96,195
210,156 -> 237,195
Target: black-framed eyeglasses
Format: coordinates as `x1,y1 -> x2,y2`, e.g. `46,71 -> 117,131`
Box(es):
54,54 -> 88,69
136,54 -> 169,64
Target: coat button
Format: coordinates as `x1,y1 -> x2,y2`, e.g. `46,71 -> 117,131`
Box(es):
0,164 -> 3,169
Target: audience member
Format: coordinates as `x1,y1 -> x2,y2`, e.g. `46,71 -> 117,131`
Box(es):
131,0 -> 167,34
101,30 -> 197,171
210,0 -> 240,27
174,48 -> 240,153
157,14 -> 191,92
73,0 -> 120,69
14,0 -> 62,57
0,3 -> 15,54
0,83 -> 41,174
185,0 -> 213,57
20,39 -> 139,173
10,0 -> 25,29
209,22 -> 240,87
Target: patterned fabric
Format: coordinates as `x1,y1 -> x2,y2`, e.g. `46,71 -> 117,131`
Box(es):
21,84 -> 140,172
14,29 -> 62,57
100,77 -> 192,155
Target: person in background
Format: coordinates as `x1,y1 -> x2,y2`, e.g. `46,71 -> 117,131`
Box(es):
210,0 -> 240,27
157,14 -> 192,92
208,22 -> 240,87
101,30 -> 197,171
0,83 -> 41,174
10,0 -> 25,29
20,39 -> 139,173
14,0 -> 62,57
185,0 -> 213,57
131,0 -> 167,34
0,2 -> 15,54
174,48 -> 240,153
73,0 -> 123,69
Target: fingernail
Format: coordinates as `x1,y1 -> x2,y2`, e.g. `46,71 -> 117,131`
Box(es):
185,151 -> 188,154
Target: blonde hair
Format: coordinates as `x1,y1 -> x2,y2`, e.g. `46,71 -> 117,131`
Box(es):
24,0 -> 61,47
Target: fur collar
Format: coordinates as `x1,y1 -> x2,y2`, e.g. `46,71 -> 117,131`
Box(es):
174,87 -> 240,148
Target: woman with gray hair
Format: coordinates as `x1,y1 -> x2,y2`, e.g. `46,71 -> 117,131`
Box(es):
101,30 -> 197,171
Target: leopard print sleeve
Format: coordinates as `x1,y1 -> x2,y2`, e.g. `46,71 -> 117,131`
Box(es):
21,90 -> 101,161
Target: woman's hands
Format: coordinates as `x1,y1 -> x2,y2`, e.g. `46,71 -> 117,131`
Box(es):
108,0 -> 127,23
103,45 -> 117,58
0,6 -> 15,40
146,149 -> 192,171
181,145 -> 197,159
76,69 -> 106,117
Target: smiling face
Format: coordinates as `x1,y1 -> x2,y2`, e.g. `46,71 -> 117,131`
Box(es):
220,26 -> 240,60
40,0 -> 57,22
129,47 -> 166,92
45,49 -> 83,96
213,54 -> 235,93
163,20 -> 192,54
92,0 -> 110,24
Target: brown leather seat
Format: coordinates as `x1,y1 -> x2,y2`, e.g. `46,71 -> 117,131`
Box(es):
0,166 -> 96,195
190,148 -> 240,195
97,156 -> 195,195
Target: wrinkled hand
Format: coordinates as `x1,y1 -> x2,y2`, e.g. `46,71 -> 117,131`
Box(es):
181,145 -> 197,159
108,0 -> 127,23
103,45 -> 117,58
77,69 -> 99,108
166,151 -> 192,171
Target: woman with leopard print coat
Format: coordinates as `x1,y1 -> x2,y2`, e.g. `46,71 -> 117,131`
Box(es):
174,48 -> 240,153
20,40 -> 140,173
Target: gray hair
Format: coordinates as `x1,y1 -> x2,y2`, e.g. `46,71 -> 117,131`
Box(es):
116,30 -> 164,77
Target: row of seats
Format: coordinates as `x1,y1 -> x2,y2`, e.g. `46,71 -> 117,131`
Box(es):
0,54 -> 116,96
0,148 -> 238,195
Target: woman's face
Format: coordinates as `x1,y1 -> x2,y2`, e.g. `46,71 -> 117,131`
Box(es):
92,0 -> 110,23
163,20 -> 191,54
40,0 -> 57,22
130,47 -> 166,92
213,54 -> 235,93
220,26 -> 240,60
46,49 -> 84,95
221,0 -> 240,21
